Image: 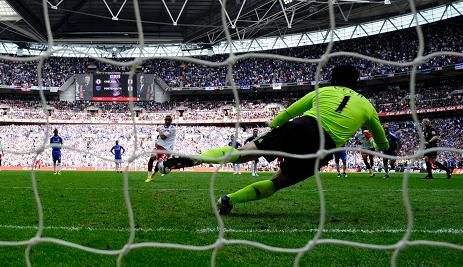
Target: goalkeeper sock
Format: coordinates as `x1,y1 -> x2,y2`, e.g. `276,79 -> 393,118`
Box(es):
227,180 -> 275,204
200,146 -> 240,164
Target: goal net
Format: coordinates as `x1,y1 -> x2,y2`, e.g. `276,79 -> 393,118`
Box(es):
0,0 -> 462,266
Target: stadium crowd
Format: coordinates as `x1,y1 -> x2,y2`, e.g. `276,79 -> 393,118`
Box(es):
1,74 -> 462,123
0,99 -> 283,122
0,125 -> 272,170
1,117 -> 462,172
0,15 -> 462,173
0,16 -> 463,89
366,79 -> 463,112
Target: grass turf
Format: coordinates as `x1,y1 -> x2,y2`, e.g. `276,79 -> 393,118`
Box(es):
0,170 -> 462,266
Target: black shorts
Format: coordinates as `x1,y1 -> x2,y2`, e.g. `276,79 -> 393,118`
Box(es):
254,116 -> 336,181
424,151 -> 437,159
361,148 -> 375,155
384,150 -> 397,157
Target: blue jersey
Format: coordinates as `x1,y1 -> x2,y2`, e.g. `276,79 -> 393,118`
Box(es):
334,151 -> 347,161
50,136 -> 63,152
228,141 -> 241,149
386,133 -> 400,152
111,145 -> 124,159
334,145 -> 347,161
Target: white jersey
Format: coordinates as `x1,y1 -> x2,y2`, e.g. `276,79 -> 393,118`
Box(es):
357,131 -> 374,149
156,124 -> 176,151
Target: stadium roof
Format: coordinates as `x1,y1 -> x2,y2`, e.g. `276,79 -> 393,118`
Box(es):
0,0 -> 451,46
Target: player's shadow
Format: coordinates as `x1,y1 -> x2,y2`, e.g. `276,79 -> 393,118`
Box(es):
211,211 -> 318,220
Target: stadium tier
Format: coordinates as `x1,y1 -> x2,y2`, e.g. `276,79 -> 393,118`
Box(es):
0,16 -> 462,90
1,74 -> 463,124
1,117 -> 462,171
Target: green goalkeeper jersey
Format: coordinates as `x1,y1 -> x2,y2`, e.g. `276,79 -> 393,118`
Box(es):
271,86 -> 389,150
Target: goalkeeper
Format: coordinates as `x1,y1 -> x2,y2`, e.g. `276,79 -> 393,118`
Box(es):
160,65 -> 389,214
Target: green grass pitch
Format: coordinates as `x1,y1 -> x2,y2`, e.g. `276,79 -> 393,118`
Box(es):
0,170 -> 462,266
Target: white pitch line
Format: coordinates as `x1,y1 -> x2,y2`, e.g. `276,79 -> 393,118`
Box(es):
0,186 -> 204,191
0,186 -> 462,193
1,225 -> 463,235
196,228 -> 463,234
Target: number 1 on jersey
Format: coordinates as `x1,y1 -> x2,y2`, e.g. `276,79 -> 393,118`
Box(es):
335,96 -> 351,113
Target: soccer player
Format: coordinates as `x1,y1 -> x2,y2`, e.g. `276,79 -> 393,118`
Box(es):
382,124 -> 401,178
110,140 -> 125,173
228,135 -> 242,175
244,129 -> 260,176
333,146 -> 347,178
34,159 -> 42,170
158,65 -> 389,214
50,128 -> 63,175
145,115 -> 176,182
357,129 -> 376,177
422,118 -> 451,179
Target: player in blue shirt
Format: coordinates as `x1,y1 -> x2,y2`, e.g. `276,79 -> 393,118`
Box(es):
50,128 -> 63,175
333,146 -> 347,178
382,124 -> 401,178
110,141 -> 125,173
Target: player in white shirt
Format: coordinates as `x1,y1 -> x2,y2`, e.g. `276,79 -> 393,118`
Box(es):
357,129 -> 376,177
145,115 -> 176,182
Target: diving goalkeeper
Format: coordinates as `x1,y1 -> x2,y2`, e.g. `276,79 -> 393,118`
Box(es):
159,65 -> 389,214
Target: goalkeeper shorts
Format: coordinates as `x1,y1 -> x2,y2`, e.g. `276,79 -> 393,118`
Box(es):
254,116 -> 336,182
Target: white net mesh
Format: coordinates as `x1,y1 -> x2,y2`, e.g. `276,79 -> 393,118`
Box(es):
0,0 -> 463,266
